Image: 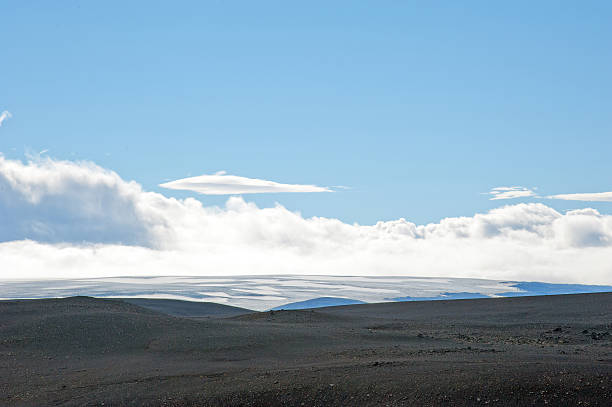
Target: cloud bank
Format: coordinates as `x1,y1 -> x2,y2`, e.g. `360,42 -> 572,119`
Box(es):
160,171 -> 331,195
488,186 -> 536,200
1,156 -> 612,284
0,111 -> 12,127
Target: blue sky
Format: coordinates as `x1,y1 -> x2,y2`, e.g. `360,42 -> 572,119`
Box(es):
1,1 -> 611,225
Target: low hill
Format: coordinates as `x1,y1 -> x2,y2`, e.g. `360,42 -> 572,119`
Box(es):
116,298 -> 253,318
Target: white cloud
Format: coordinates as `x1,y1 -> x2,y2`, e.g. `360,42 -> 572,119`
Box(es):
549,192 -> 612,202
488,186 -> 537,200
0,155 -> 165,246
0,111 -> 12,127
1,156 -> 612,284
159,171 -> 331,195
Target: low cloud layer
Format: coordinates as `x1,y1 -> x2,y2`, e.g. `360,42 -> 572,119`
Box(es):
1,156 -> 612,284
549,192 -> 612,202
160,171 -> 331,195
488,186 -> 536,200
0,111 -> 12,127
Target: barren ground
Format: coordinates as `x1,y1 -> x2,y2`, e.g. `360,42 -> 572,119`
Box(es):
1,293 -> 611,406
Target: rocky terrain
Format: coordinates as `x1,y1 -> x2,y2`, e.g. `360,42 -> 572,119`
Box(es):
1,293 -> 611,406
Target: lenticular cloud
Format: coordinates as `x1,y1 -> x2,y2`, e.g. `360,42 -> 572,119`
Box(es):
1,155 -> 612,284
159,171 -> 331,195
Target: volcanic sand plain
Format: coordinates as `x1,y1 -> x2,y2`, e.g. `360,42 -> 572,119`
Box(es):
1,293 -> 611,406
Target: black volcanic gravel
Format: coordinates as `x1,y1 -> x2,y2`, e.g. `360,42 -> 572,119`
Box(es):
1,293 -> 611,406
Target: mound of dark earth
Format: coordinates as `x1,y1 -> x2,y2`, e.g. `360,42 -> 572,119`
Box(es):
117,298 -> 252,318
1,294 -> 611,406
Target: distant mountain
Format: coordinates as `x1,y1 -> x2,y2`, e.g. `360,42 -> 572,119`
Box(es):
271,297 -> 366,310
5,276 -> 612,311
498,282 -> 612,297
391,282 -> 612,302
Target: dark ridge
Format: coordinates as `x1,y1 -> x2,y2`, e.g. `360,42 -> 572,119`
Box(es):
116,298 -> 254,318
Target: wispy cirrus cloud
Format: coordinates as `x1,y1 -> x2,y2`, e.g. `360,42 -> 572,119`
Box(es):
159,171 -> 332,195
549,192 -> 612,202
487,186 -> 537,200
487,186 -> 612,202
0,111 -> 12,127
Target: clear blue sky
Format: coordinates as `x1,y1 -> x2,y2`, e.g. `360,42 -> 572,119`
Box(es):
1,1 -> 611,224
